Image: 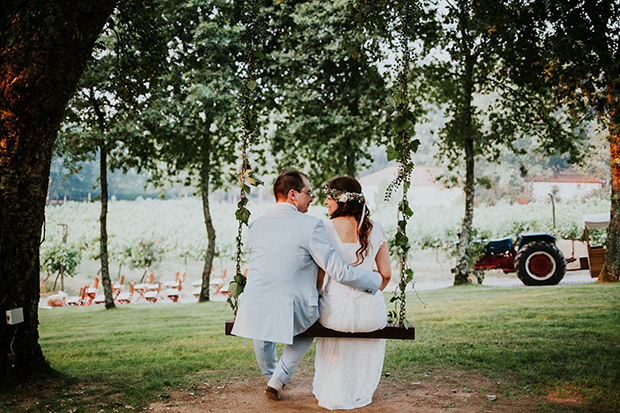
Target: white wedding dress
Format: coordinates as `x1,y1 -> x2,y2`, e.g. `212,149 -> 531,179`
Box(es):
312,220 -> 388,410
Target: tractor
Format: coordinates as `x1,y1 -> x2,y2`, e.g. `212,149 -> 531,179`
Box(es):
469,233 -> 575,286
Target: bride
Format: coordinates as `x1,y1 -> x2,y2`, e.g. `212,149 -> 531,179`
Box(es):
313,176 -> 391,410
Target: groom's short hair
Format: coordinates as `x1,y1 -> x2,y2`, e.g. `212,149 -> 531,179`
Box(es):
274,170 -> 307,201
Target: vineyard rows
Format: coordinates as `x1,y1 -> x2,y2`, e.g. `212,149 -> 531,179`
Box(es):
42,195 -> 609,276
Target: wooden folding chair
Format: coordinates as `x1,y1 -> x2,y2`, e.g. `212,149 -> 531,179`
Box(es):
209,269 -> 228,295
144,281 -> 162,303
112,275 -> 125,299
145,274 -> 161,296
85,277 -> 99,305
116,281 -> 135,304
134,272 -> 154,302
92,293 -> 106,305
67,286 -> 88,306
164,271 -> 180,290
166,281 -> 183,302
178,271 -> 187,296
192,284 -> 202,298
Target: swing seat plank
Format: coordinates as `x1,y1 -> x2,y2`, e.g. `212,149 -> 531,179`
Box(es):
225,320 -> 414,340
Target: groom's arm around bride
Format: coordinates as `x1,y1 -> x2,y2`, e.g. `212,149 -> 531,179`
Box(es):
231,169 -> 381,401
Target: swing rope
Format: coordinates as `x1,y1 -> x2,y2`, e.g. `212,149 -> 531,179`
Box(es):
384,1 -> 418,329
228,0 -> 262,317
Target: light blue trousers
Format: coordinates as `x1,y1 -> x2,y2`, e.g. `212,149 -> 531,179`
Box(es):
253,336 -> 314,385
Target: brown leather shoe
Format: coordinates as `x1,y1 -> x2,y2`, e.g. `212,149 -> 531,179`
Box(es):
265,386 -> 280,400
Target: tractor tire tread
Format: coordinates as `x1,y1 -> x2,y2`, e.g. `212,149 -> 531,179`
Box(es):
515,241 -> 566,286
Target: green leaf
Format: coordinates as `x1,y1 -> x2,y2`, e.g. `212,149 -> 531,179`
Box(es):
229,281 -> 244,299
253,50 -> 265,60
395,231 -> 409,247
237,197 -> 249,208
234,273 -> 247,286
410,138 -> 420,153
386,145 -> 400,162
404,205 -> 414,218
403,318 -> 412,329
247,80 -> 257,91
235,207 -> 251,225
393,92 -> 406,106
393,115 -> 410,133
386,96 -> 397,108
405,268 -> 414,283
398,219 -> 407,230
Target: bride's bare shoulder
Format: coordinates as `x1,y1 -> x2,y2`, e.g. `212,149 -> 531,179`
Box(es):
330,216 -> 358,243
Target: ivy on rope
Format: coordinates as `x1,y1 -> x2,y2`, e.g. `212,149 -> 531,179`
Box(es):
384,1 -> 420,329
227,0 -> 264,316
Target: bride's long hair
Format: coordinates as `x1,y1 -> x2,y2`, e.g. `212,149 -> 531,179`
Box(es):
325,176 -> 373,266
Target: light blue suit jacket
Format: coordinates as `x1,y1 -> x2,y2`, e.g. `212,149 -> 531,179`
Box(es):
231,203 -> 382,345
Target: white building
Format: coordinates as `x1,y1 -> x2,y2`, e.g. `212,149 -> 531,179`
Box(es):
529,172 -> 604,201
359,166 -> 462,208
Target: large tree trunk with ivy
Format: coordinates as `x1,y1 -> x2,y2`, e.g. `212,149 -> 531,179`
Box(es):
0,0 -> 117,384
198,134 -> 216,302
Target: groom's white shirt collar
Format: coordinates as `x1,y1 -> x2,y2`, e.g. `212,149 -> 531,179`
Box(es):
276,202 -> 298,212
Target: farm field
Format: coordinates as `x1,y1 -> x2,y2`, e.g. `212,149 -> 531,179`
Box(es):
40,196 -> 609,298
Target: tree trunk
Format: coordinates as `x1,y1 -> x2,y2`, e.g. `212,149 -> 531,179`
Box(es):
345,140 -> 356,178
99,144 -> 115,308
199,134 -> 216,302
605,87 -> 620,281
90,90 -> 115,309
0,1 -> 118,384
454,10 -> 476,286
582,0 -> 619,283
455,135 -> 475,285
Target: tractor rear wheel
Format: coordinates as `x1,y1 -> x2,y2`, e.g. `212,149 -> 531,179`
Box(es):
515,241 -> 566,286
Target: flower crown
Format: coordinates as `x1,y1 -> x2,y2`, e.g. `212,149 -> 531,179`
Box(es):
322,183 -> 365,203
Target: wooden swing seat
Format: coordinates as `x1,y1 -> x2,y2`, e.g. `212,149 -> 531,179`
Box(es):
225,320 -> 414,340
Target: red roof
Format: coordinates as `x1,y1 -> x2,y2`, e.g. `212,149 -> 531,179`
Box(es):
530,172 -> 604,184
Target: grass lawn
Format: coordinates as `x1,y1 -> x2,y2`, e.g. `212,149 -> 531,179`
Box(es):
2,282 -> 619,412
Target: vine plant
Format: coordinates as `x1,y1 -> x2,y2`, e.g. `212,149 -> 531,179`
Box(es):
384,2 -> 421,329
227,0 -> 264,316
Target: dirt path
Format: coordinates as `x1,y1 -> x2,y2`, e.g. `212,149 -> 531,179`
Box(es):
148,370 -> 545,412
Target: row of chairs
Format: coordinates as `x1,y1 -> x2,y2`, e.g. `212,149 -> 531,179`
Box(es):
66,275 -> 128,306
66,269 -> 233,306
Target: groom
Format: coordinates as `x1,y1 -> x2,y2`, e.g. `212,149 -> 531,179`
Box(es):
231,170 -> 382,401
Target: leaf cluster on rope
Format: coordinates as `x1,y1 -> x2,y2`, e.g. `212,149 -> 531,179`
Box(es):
227,0 -> 263,316
384,2 -> 420,329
